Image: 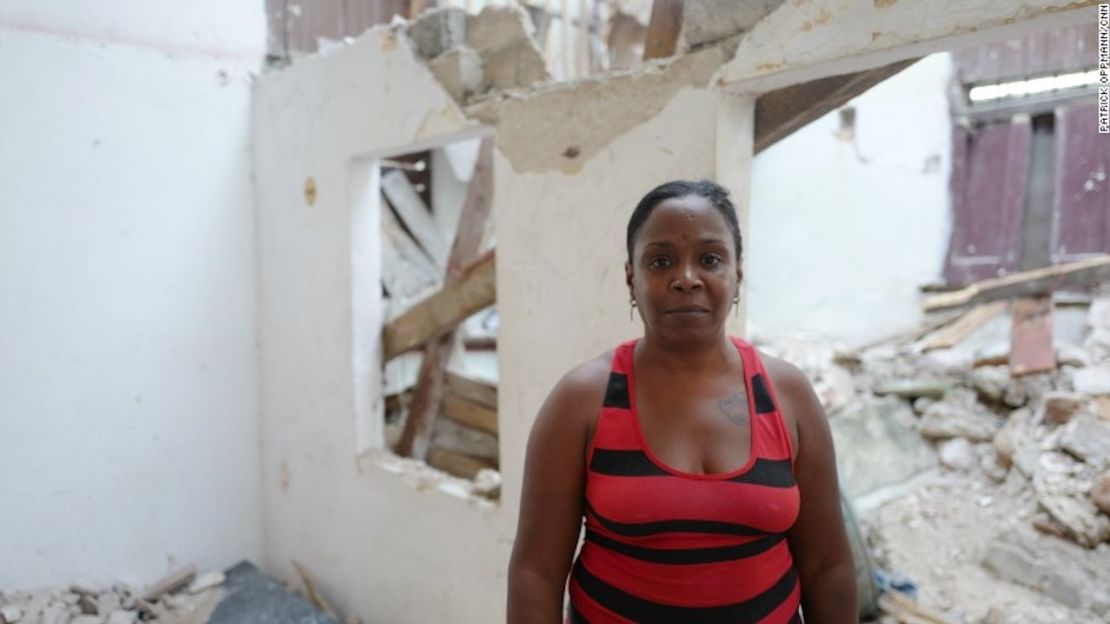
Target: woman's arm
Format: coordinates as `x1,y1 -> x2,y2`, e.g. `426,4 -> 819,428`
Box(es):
508,358 -> 607,623
770,360 -> 857,623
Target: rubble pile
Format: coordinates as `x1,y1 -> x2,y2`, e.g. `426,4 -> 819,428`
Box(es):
758,294 -> 1110,622
0,567 -> 224,624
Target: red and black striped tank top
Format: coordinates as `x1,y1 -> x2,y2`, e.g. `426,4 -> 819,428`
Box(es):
568,337 -> 802,623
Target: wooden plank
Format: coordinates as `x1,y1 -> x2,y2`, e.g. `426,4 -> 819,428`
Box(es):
446,138 -> 494,274
446,372 -> 497,410
384,243 -> 496,360
920,301 -> 1008,351
394,334 -> 453,458
443,394 -> 498,435
427,448 -> 496,480
923,255 -> 1110,312
394,138 -> 495,460
1010,295 -> 1056,376
642,0 -> 683,61
381,169 -> 449,269
754,58 -> 918,154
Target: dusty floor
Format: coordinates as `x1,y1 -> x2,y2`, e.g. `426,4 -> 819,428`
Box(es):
865,470 -> 1110,623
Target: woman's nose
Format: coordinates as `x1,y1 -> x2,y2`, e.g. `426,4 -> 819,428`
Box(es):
671,264 -> 703,290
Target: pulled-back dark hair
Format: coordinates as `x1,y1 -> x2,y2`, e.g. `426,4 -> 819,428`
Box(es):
626,180 -> 743,263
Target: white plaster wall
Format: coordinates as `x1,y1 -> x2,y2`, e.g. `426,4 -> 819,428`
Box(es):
747,54 -> 954,343
253,27 -> 509,624
0,1 -> 265,586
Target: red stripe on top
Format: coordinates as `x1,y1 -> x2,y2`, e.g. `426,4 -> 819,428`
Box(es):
570,337 -> 802,623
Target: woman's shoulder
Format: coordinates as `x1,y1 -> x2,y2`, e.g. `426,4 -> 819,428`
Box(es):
754,348 -> 811,393
550,350 -> 614,406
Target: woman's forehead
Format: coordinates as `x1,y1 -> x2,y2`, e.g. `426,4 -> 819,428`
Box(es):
638,196 -> 730,238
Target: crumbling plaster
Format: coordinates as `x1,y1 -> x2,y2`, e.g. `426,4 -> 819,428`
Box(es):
716,0 -> 1097,91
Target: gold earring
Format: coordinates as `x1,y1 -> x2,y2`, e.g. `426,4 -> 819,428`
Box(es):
630,297 -> 636,321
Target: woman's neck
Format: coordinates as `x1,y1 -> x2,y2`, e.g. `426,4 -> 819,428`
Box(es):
635,330 -> 736,378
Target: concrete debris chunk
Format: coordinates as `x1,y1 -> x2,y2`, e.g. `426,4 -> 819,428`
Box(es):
1059,415 -> 1110,469
829,397 -> 936,497
681,0 -> 785,48
873,378 -> 953,400
70,615 -> 104,624
411,5 -> 550,104
938,437 -> 976,472
1042,391 -> 1085,425
993,408 -> 1030,467
187,571 -> 226,595
427,46 -> 484,102
405,8 -> 467,60
96,592 -> 120,616
38,605 -> 68,624
69,582 -> 101,597
970,365 -> 1009,402
1073,366 -> 1110,396
141,565 -> 196,602
983,530 -> 1110,608
918,389 -> 1003,441
104,610 -> 135,624
1033,452 -> 1110,547
473,468 -> 502,498
1092,472 -> 1110,515
78,593 -> 97,615
0,606 -> 21,624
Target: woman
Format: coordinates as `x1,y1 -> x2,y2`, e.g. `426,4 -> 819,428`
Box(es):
507,180 -> 856,623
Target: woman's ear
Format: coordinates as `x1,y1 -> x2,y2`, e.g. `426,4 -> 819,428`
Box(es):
625,261 -> 634,290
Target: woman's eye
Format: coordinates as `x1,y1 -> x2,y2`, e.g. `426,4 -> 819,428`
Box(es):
702,255 -> 722,267
648,256 -> 671,269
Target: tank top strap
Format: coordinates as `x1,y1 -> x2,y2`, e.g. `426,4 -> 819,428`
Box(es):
586,340 -> 641,463
731,337 -> 796,465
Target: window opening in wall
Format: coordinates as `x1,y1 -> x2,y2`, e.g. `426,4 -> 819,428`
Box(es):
376,136 -> 500,500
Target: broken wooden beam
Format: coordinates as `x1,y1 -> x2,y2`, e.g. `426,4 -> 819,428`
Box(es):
427,448 -> 497,480
920,301 -> 1008,351
754,58 -> 919,154
443,393 -> 498,435
446,372 -> 497,410
394,334 -> 453,459
383,249 -> 496,361
142,565 -> 197,602
922,255 -> 1110,312
1010,295 -> 1056,376
643,0 -> 684,60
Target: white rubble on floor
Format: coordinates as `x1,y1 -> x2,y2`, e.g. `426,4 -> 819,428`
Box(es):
755,294 -> 1110,621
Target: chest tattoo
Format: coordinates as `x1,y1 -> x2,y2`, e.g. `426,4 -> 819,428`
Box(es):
718,391 -> 750,426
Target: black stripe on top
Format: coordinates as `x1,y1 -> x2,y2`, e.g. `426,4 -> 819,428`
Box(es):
585,530 -> 784,565
573,561 -> 798,624
751,373 -> 776,414
727,458 -> 795,488
585,502 -> 770,538
603,372 -> 630,409
589,449 -> 669,476
590,450 -> 795,488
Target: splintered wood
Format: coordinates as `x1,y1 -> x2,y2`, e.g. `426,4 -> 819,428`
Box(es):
1010,295 -> 1056,376
921,301 -> 1007,351
922,255 -> 1110,312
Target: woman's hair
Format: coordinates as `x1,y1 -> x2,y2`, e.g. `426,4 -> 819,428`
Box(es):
626,179 -> 743,263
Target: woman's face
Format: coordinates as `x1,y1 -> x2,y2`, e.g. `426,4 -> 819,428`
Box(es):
626,195 -> 741,345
